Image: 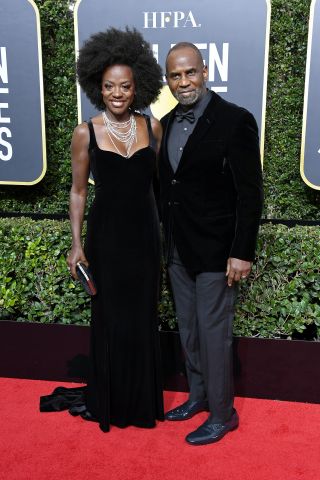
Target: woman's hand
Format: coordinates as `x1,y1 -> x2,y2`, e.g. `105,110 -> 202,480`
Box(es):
67,246 -> 88,280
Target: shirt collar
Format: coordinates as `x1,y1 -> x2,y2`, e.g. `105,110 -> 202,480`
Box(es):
176,89 -> 212,121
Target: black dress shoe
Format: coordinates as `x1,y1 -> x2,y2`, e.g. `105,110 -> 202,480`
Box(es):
165,400 -> 209,421
185,409 -> 239,445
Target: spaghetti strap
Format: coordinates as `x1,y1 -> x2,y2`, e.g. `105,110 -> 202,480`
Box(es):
87,120 -> 98,151
144,115 -> 157,152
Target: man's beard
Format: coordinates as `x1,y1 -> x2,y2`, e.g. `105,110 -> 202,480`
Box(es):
173,87 -> 203,106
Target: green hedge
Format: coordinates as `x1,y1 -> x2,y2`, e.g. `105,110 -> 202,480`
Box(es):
234,223 -> 320,339
0,0 -> 319,218
1,217 -> 319,339
0,217 -> 90,324
263,0 -> 320,219
0,0 -> 80,213
1,1 -> 320,340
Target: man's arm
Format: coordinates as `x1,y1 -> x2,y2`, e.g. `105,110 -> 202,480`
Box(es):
226,111 -> 264,286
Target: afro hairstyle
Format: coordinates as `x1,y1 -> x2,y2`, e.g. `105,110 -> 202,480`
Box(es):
77,27 -> 163,111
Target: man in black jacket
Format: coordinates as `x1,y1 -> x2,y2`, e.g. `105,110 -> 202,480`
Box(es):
159,42 -> 263,445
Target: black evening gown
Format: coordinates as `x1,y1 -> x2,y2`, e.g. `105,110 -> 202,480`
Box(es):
40,116 -> 164,431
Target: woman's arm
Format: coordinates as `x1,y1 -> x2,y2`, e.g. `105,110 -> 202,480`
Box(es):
67,123 -> 90,278
150,117 -> 163,154
150,117 -> 163,219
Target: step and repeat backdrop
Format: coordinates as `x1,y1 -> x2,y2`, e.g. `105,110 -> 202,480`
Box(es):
0,0 -> 319,190
301,0 -> 320,190
0,0 -> 46,185
75,0 -> 270,161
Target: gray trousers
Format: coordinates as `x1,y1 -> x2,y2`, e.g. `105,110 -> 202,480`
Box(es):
168,260 -> 238,423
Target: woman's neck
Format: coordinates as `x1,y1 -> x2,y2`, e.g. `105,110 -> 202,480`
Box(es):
104,109 -> 132,123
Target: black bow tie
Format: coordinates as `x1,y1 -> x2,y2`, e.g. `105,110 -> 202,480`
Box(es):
175,110 -> 195,123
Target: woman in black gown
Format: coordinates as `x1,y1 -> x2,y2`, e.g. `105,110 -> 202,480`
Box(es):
41,28 -> 164,432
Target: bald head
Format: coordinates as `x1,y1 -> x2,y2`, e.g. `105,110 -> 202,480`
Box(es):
165,42 -> 204,72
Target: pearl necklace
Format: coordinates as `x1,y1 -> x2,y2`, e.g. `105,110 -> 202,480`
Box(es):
102,111 -> 137,158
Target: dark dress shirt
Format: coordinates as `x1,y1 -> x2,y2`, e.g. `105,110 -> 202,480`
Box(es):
167,91 -> 212,265
167,90 -> 212,173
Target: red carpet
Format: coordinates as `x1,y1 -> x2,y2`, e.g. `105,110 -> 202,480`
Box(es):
0,378 -> 320,480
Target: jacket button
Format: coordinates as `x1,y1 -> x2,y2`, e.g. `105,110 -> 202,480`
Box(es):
168,201 -> 171,206
171,179 -> 177,185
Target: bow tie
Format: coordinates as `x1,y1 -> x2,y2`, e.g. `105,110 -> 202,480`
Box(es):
175,110 -> 195,123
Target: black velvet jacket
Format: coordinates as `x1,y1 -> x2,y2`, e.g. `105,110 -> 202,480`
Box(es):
159,91 -> 264,272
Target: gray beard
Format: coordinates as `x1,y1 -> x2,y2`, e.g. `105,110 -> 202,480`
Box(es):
173,88 -> 202,106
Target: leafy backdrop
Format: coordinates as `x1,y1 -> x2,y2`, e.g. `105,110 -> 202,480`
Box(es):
0,0 -> 320,339
0,0 -> 319,218
1,218 -> 319,339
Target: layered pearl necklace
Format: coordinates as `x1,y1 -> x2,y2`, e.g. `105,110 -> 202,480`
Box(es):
102,111 -> 137,158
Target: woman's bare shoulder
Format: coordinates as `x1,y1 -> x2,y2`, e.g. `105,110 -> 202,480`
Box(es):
74,122 -> 89,135
72,122 -> 90,147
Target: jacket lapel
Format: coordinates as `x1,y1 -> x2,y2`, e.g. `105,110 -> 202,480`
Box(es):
161,106 -> 178,175
175,93 -> 220,173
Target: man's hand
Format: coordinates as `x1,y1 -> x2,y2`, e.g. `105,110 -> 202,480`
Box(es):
226,258 -> 252,287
